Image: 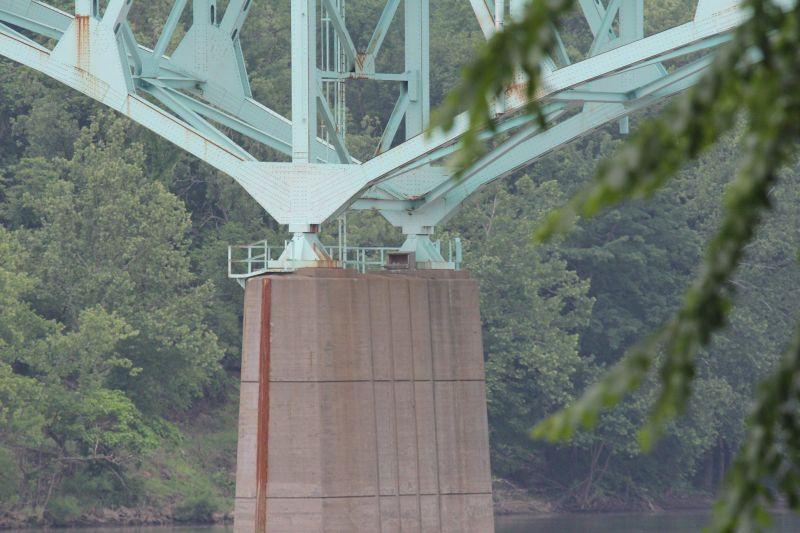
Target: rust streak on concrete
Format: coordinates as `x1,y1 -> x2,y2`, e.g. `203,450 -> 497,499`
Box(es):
233,270 -> 493,531
255,278 -> 271,533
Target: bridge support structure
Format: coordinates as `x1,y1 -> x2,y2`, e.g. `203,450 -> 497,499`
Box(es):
0,1 -> 742,261
234,268 -> 493,533
0,3 -> 759,531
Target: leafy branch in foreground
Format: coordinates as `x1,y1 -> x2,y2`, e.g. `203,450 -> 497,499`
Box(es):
430,0 -> 575,174
435,0 -> 800,531
533,0 -> 800,441
705,323 -> 800,532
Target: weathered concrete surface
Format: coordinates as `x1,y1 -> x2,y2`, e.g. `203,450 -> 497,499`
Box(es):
234,269 -> 494,533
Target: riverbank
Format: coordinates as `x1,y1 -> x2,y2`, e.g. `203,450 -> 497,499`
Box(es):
0,480 -> 716,530
0,508 -> 233,530
492,479 -> 716,516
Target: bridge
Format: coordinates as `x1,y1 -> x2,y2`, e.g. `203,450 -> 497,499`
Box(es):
0,1 -> 748,531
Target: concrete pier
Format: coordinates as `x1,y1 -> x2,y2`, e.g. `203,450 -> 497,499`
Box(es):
233,269 -> 494,533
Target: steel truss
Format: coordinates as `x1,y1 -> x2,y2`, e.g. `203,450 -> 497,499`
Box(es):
0,0 -> 757,265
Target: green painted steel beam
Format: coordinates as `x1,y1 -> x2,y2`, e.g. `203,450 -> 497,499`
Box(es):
0,1 -> 70,43
317,89 -> 352,163
468,0 -> 494,39
0,6 -> 64,39
578,0 -> 605,35
378,88 -> 409,154
146,81 -> 292,154
550,90 -> 629,103
319,71 -> 410,82
149,0 -> 187,74
291,0 -> 316,164
588,0 -> 619,56
321,0 -> 357,70
220,0 -> 252,35
0,0 -> 761,256
405,0 -> 429,138
147,82 -> 254,160
365,0 -> 401,58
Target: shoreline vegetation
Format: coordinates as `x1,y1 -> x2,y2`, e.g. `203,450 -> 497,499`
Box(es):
0,482 -> 718,530
491,480 -> 716,516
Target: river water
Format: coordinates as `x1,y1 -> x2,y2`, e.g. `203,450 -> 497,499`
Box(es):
495,511 -> 800,532
9,512 -> 800,533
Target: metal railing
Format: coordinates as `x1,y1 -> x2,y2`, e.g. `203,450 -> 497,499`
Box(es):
326,245 -> 402,273
447,238 -> 463,267
228,238 -> 462,279
228,240 -> 276,278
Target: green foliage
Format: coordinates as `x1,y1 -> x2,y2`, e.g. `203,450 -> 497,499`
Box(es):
0,445 -> 21,509
44,495 -> 82,527
174,491 -> 222,523
432,0 -> 575,174
23,112 -> 225,414
535,0 -> 800,452
450,175 -> 594,473
447,128 -> 765,506
436,0 -> 800,529
706,326 -> 800,532
0,107 -> 226,518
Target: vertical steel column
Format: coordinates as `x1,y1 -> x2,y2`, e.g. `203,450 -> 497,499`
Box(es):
220,0 -> 250,34
188,0 -> 216,82
509,0 -> 524,21
292,0 -> 317,163
401,0 -> 437,264
75,0 -> 92,16
618,0 -> 644,43
287,1 -> 329,253
494,0 -> 505,30
618,0 -> 643,134
151,0 -> 189,68
193,0 -> 216,26
404,0 -> 429,139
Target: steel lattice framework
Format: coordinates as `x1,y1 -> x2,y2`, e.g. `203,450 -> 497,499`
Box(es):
0,0 -> 757,266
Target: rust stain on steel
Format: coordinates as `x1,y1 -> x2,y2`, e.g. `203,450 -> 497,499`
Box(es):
255,277 -> 272,533
504,81 -> 528,101
311,243 -> 339,268
75,15 -> 89,72
309,225 -> 339,266
354,52 -> 369,79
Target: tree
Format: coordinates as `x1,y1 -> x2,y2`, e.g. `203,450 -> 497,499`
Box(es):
434,0 -> 800,530
449,175 -> 595,479
23,111 -> 224,415
446,128 -> 772,506
0,226 -> 158,514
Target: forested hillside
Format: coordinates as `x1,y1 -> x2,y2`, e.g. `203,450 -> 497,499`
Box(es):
1,0 -> 798,526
